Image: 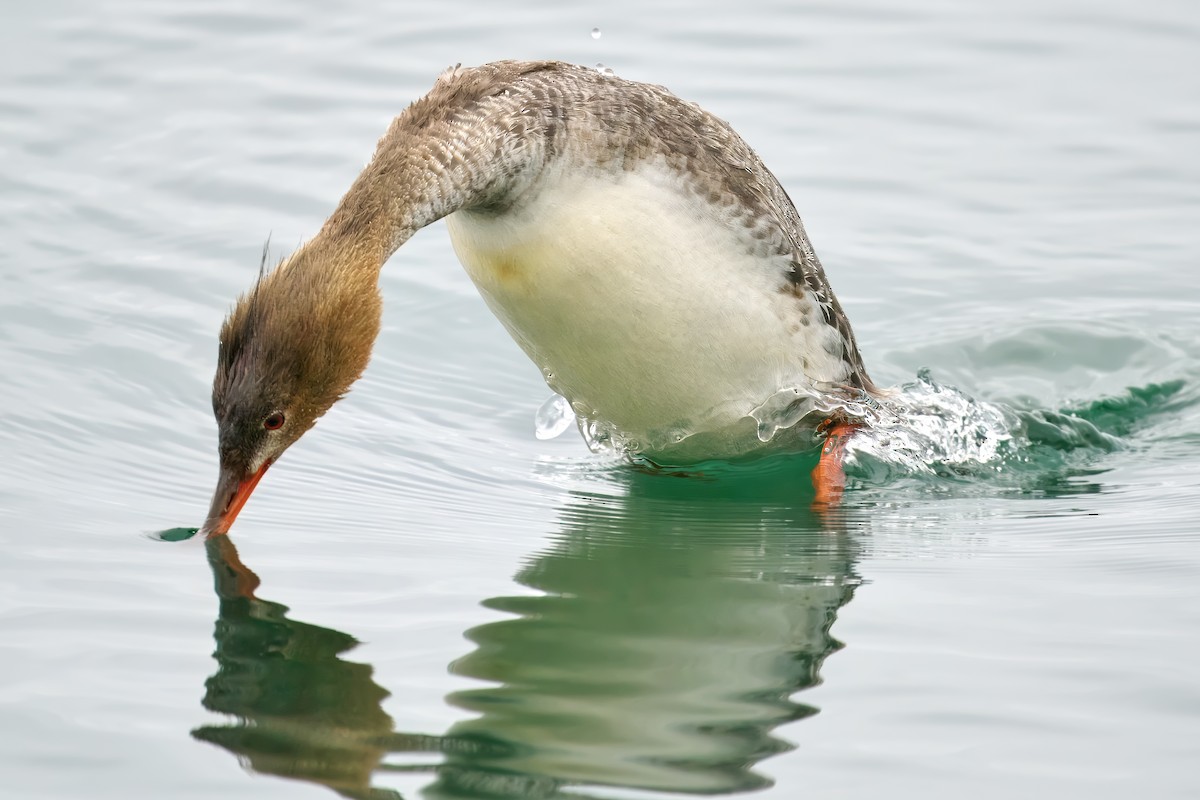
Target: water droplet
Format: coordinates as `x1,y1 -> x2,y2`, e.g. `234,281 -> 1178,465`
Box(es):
591,27 -> 601,39
534,394 -> 574,440
595,63 -> 615,77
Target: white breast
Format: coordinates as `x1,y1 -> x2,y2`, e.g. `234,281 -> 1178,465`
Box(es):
445,161 -> 846,461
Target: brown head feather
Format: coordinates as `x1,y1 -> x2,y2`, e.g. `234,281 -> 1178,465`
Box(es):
212,241 -> 381,474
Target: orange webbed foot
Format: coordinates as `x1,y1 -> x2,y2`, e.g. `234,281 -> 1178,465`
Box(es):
811,420 -> 860,510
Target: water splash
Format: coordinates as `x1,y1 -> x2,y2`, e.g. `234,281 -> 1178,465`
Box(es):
595,63 -> 615,77
532,370 -> 1187,495
843,370 -> 1014,479
748,382 -> 888,444
566,381 -> 881,461
534,394 -> 573,440
843,372 -> 1187,495
577,415 -> 639,455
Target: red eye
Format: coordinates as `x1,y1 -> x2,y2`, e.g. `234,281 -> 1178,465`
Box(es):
264,411 -> 285,430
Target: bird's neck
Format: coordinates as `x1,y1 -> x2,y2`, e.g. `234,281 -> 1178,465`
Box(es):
261,82 -> 551,370
305,81 -> 548,273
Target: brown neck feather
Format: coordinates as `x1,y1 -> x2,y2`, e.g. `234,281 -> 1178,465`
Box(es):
310,62 -> 562,269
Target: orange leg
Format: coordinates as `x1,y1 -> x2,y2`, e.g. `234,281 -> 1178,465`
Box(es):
811,421 -> 859,509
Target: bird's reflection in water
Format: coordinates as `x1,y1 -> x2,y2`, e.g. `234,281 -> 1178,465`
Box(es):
195,465 -> 863,799
194,535 -> 407,800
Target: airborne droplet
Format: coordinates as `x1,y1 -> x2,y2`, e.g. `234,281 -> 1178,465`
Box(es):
591,27 -> 601,40
534,394 -> 574,440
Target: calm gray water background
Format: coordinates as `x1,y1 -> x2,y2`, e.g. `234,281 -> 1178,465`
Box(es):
3,1 -> 1199,798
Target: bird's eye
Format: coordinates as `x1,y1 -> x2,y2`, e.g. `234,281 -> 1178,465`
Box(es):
264,411 -> 286,430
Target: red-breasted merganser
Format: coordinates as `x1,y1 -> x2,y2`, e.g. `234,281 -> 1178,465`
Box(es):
202,60 -> 878,535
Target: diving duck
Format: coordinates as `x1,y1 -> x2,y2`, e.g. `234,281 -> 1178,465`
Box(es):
203,60 -> 877,535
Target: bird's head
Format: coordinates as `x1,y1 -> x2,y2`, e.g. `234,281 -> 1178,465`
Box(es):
202,248 -> 381,536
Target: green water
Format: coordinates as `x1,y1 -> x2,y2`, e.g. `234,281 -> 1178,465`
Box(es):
3,1 -> 1199,798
